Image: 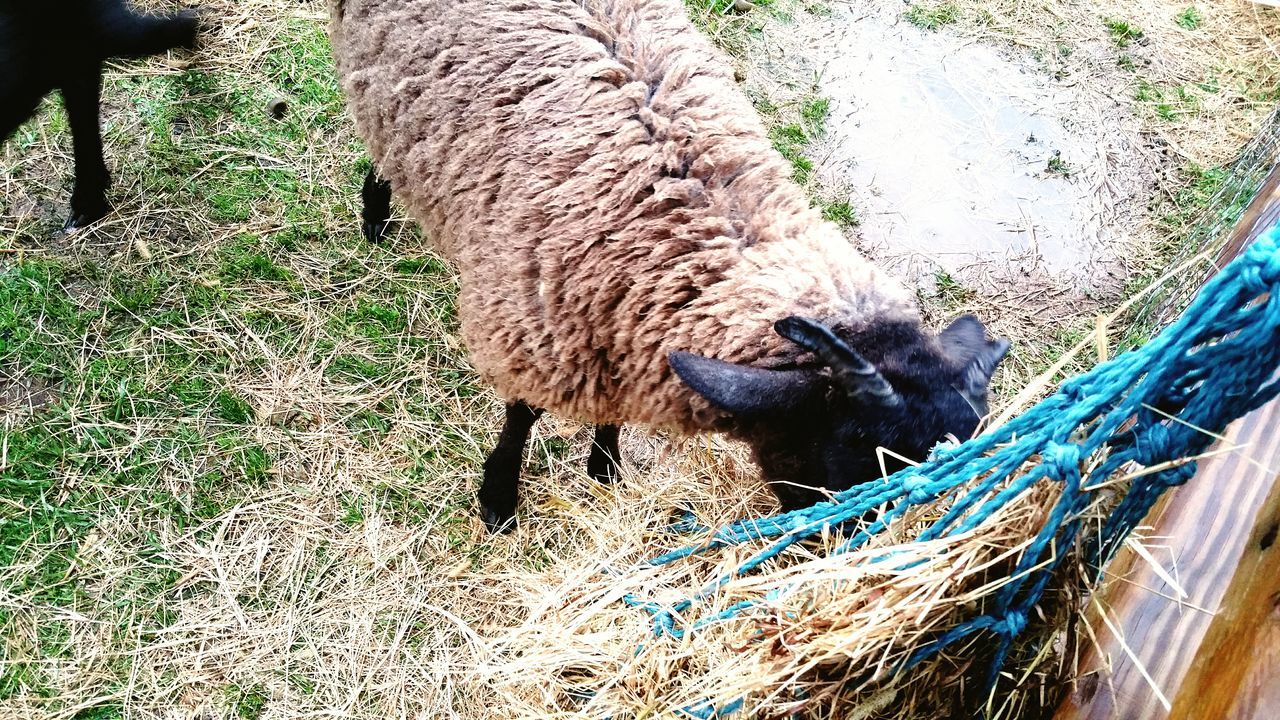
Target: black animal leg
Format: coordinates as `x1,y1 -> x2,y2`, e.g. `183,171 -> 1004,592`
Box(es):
361,167 -> 392,242
587,424 -> 622,484
62,63 -> 110,230
478,401 -> 544,534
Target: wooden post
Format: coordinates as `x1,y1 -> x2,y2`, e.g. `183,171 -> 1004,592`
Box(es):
1169,475 -> 1280,719
1053,168 -> 1280,720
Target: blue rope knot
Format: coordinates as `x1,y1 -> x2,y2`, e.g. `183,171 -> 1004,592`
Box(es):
1242,246 -> 1280,290
1041,441 -> 1082,481
1133,424 -> 1200,487
1160,458 -> 1198,487
1265,252 -> 1280,284
625,595 -> 686,638
927,441 -> 960,463
1056,376 -> 1088,402
902,474 -> 934,505
992,609 -> 1027,638
653,611 -> 679,637
1135,423 -> 1176,467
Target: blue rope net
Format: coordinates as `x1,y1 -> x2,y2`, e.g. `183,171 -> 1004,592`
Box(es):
625,224 -> 1280,718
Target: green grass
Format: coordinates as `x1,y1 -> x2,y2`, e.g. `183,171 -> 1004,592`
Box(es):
1154,164 -> 1230,239
930,270 -> 976,312
683,0 -> 775,56
820,200 -> 859,229
1046,154 -> 1072,177
1176,6 -> 1203,31
905,3 -> 961,31
1103,17 -> 1144,48
765,95 -> 832,185
769,125 -> 815,184
1136,80 -> 1202,121
1117,161 -> 1251,349
799,96 -> 830,130
226,682 -> 271,720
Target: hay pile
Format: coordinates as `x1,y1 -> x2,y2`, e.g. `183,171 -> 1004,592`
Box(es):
479,473 -> 1075,718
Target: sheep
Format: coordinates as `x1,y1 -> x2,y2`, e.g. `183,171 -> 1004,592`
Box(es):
328,0 -> 1011,533
0,1 -> 200,229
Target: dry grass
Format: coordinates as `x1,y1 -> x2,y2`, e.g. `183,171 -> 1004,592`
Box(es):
1,1 -> 1277,719
480,477 -> 1072,718
940,0 -> 1280,164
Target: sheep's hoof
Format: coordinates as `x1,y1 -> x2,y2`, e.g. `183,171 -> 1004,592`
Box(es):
362,218 -> 390,243
587,453 -> 619,485
480,504 -> 517,535
63,204 -> 108,231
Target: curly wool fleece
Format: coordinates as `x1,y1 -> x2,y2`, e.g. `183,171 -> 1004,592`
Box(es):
330,0 -> 918,433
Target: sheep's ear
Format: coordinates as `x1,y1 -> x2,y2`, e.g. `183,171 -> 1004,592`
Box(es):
940,315 -> 1011,398
962,337 -> 1011,398
939,315 -> 989,366
668,352 -> 819,415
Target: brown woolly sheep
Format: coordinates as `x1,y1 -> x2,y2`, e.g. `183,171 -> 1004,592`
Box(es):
329,0 -> 1011,533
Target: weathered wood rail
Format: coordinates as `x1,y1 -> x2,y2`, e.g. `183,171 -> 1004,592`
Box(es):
1052,169 -> 1280,720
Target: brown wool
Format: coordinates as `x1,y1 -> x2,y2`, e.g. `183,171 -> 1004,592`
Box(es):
329,0 -> 919,434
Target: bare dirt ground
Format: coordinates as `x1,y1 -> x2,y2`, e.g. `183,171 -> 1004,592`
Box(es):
806,6 -> 1150,295
1,1 -> 1278,718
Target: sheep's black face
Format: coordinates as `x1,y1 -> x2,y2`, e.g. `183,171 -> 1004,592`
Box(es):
670,315 -> 1009,511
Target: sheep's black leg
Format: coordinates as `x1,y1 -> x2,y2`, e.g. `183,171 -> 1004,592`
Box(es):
587,424 -> 622,484
361,167 -> 392,242
61,63 -> 110,230
478,401 -> 544,534
101,8 -> 200,58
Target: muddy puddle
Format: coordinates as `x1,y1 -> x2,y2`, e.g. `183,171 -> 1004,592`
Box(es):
801,6 -> 1154,294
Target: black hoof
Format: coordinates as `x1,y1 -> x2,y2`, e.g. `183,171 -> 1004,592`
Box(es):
63,205 -> 108,231
362,218 -> 390,243
480,503 -> 517,535
587,453 -> 618,485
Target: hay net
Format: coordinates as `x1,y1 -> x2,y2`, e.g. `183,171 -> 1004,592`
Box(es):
595,223 -> 1280,717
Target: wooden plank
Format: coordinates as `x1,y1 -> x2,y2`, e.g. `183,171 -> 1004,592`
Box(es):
1054,164 -> 1280,720
1053,404 -> 1280,720
1168,472 -> 1280,720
